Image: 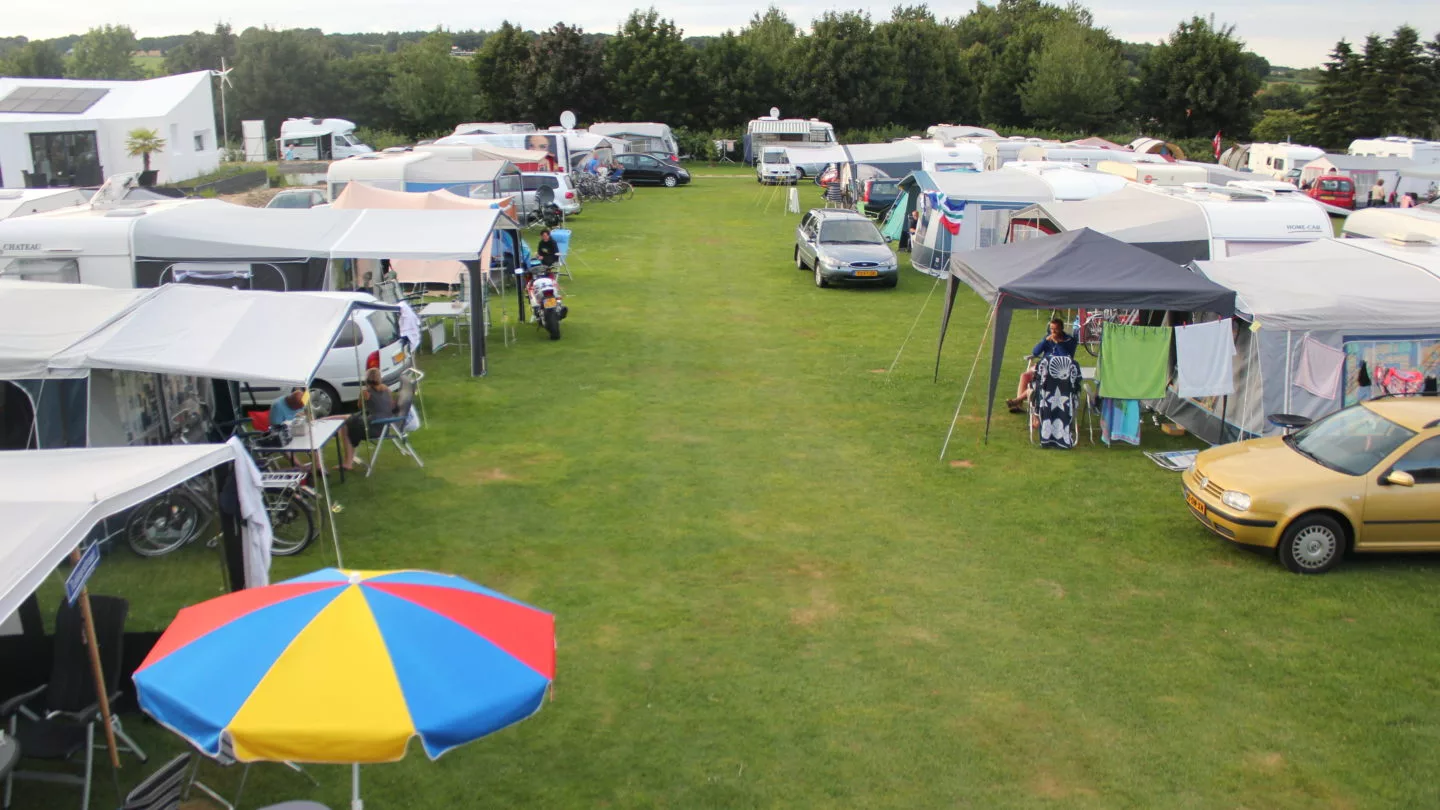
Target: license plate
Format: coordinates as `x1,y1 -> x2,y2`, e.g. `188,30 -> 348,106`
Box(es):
392,351 -> 406,364
855,269 -> 879,277
1185,490 -> 1206,517
542,298 -> 557,309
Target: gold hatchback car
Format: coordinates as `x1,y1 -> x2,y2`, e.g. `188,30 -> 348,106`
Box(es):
1183,397 -> 1440,573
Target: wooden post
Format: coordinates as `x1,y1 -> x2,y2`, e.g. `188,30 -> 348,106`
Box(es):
69,550 -> 120,770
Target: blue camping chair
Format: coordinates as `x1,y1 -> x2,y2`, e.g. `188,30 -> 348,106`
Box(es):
551,229 -> 573,279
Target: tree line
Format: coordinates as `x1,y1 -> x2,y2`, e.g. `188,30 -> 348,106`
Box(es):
3,4 -> 1436,153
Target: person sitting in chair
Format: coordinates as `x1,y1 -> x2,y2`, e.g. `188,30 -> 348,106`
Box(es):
335,368 -> 396,471
535,229 -> 560,269
268,388 -> 306,427
1007,318 -> 1077,413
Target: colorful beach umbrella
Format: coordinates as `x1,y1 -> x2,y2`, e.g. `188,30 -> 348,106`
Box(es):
133,568 -> 555,766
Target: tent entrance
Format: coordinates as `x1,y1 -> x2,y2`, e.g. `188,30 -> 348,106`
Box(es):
0,381 -> 34,450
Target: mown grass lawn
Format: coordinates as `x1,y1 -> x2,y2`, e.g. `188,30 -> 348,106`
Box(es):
20,166 -> 1440,809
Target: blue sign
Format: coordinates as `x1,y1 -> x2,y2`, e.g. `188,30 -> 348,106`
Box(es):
65,543 -> 102,606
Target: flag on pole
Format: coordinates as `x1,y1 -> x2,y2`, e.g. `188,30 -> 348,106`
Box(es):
1212,131 -> 1223,159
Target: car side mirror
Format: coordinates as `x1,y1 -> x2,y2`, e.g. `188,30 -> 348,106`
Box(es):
1384,470 -> 1416,487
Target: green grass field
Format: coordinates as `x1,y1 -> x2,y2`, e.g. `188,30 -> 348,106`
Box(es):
17,166 -> 1440,809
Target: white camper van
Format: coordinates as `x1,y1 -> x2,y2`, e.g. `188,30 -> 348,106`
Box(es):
588,122 -> 678,161
1245,143 -> 1324,182
327,148 -> 525,202
278,118 -> 373,161
744,116 -> 837,173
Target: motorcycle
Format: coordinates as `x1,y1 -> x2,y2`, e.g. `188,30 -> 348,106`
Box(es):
526,266 -> 568,340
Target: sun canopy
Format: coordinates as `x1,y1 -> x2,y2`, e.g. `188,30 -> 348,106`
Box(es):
1193,238 -> 1440,332
938,228 -> 1236,441
49,285 -> 397,388
0,281 -> 148,380
130,200 -> 515,262
329,185 -> 514,285
0,444 -> 239,622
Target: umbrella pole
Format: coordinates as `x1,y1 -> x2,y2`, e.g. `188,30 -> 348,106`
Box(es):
70,550 -> 120,769
352,762 -> 363,810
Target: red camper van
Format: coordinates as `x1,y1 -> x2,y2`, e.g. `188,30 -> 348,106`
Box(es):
1305,175 -> 1356,209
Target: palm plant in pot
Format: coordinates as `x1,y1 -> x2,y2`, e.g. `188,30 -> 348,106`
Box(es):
126,128 -> 166,186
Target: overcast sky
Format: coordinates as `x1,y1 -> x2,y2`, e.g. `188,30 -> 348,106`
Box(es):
12,1 -> 1440,68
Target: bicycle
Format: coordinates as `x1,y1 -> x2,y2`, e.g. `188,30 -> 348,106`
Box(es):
1076,308 -> 1140,357
125,406 -> 319,558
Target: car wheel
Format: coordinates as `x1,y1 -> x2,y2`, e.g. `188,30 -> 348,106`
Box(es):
883,275 -> 898,289
663,175 -> 678,188
1278,513 -> 1345,574
814,264 -> 829,288
794,247 -> 805,270
308,381 -> 339,418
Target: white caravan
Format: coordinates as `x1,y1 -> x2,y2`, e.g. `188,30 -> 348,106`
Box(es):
1246,143 -> 1325,181
451,122 -> 536,136
278,118 -> 373,161
0,188 -> 89,220
744,116 -> 837,174
1348,137 -> 1440,165
918,141 -> 984,174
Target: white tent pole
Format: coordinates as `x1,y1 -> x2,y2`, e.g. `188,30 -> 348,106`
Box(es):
305,397 -> 342,569
351,763 -> 362,810
1284,331 -> 1292,416
939,301 -> 996,461
888,274 -> 942,375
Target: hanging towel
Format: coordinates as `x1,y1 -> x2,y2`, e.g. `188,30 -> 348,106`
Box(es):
225,436 -> 273,588
1035,355 -> 1082,450
1174,319 -> 1235,397
1099,322 -> 1172,400
1294,336 -> 1345,400
1100,399 -> 1141,446
398,300 -> 422,350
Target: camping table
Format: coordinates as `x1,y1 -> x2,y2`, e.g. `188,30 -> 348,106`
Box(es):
268,418 -> 347,482
418,301 -> 468,353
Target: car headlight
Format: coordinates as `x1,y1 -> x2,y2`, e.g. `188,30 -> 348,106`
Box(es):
820,257 -> 842,269
1221,490 -> 1251,512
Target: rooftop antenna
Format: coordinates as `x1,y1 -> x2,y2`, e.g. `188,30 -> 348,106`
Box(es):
211,58 -> 234,160
770,106 -> 780,119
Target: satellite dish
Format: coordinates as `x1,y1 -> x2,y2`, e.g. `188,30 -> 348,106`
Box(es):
559,110 -> 577,130
769,107 -> 780,119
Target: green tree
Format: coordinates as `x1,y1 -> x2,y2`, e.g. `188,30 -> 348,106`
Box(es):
605,9 -> 699,126
1310,40 -> 1363,147
230,27 -> 335,149
1136,16 -> 1262,137
0,40 -> 65,78
472,22 -> 532,122
789,11 -> 897,130
1021,23 -> 1124,132
737,8 -> 798,118
163,24 -> 237,75
878,7 -> 967,127
695,32 -> 752,127
1353,34 -> 1389,137
520,24 -> 605,125
68,25 -> 143,79
1251,109 -> 1316,143
1254,82 -> 1313,111
326,51 -> 400,132
1378,25 -> 1433,136
388,32 -> 474,136
125,128 -> 166,177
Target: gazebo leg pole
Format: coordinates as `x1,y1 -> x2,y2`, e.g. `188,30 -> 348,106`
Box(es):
352,763 -> 363,810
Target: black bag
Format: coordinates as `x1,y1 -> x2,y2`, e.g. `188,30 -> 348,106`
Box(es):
253,423 -> 292,448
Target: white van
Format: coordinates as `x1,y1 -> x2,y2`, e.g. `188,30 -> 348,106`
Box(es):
279,118 -> 374,161
756,147 -> 799,184
240,291 -> 412,417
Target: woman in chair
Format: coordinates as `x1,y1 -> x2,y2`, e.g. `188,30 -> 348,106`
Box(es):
1008,318 -> 1077,413
335,368 -> 396,471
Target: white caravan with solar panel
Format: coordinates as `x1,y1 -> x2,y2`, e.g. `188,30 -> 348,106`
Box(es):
744,116 -> 837,177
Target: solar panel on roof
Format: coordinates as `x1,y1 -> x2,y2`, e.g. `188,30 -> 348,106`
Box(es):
0,86 -> 109,114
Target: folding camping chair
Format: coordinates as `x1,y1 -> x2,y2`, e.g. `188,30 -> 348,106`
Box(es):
365,368 -> 425,477
120,754 -> 191,810
2,596 -> 146,810
551,228 -> 573,279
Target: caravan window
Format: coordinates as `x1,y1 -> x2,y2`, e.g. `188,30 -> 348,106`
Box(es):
1273,158 -> 1285,171
934,163 -> 979,173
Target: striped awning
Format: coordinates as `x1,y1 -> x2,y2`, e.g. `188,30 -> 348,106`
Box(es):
749,120 -> 818,135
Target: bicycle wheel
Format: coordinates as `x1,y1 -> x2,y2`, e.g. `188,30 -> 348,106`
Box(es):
267,491 -> 317,556
619,182 -> 635,201
127,490 -> 204,557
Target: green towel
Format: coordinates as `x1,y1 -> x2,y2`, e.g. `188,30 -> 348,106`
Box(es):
1099,322 -> 1172,399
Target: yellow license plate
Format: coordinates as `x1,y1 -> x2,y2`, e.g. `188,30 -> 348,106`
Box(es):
392,351 -> 406,364
542,298 -> 558,308
854,269 -> 879,277
1185,490 -> 1206,517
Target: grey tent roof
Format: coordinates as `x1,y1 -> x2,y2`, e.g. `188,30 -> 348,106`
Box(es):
949,227 -> 1237,313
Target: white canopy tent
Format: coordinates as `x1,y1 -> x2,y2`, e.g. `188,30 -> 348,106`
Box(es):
0,443 -> 266,623
0,281 -> 146,380
49,284 -> 397,388
1161,238 -> 1440,442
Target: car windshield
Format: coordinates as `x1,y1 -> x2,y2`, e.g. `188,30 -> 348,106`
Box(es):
269,193 -> 311,208
763,153 -> 789,164
871,181 -> 899,195
819,220 -> 885,245
1286,405 -> 1415,475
